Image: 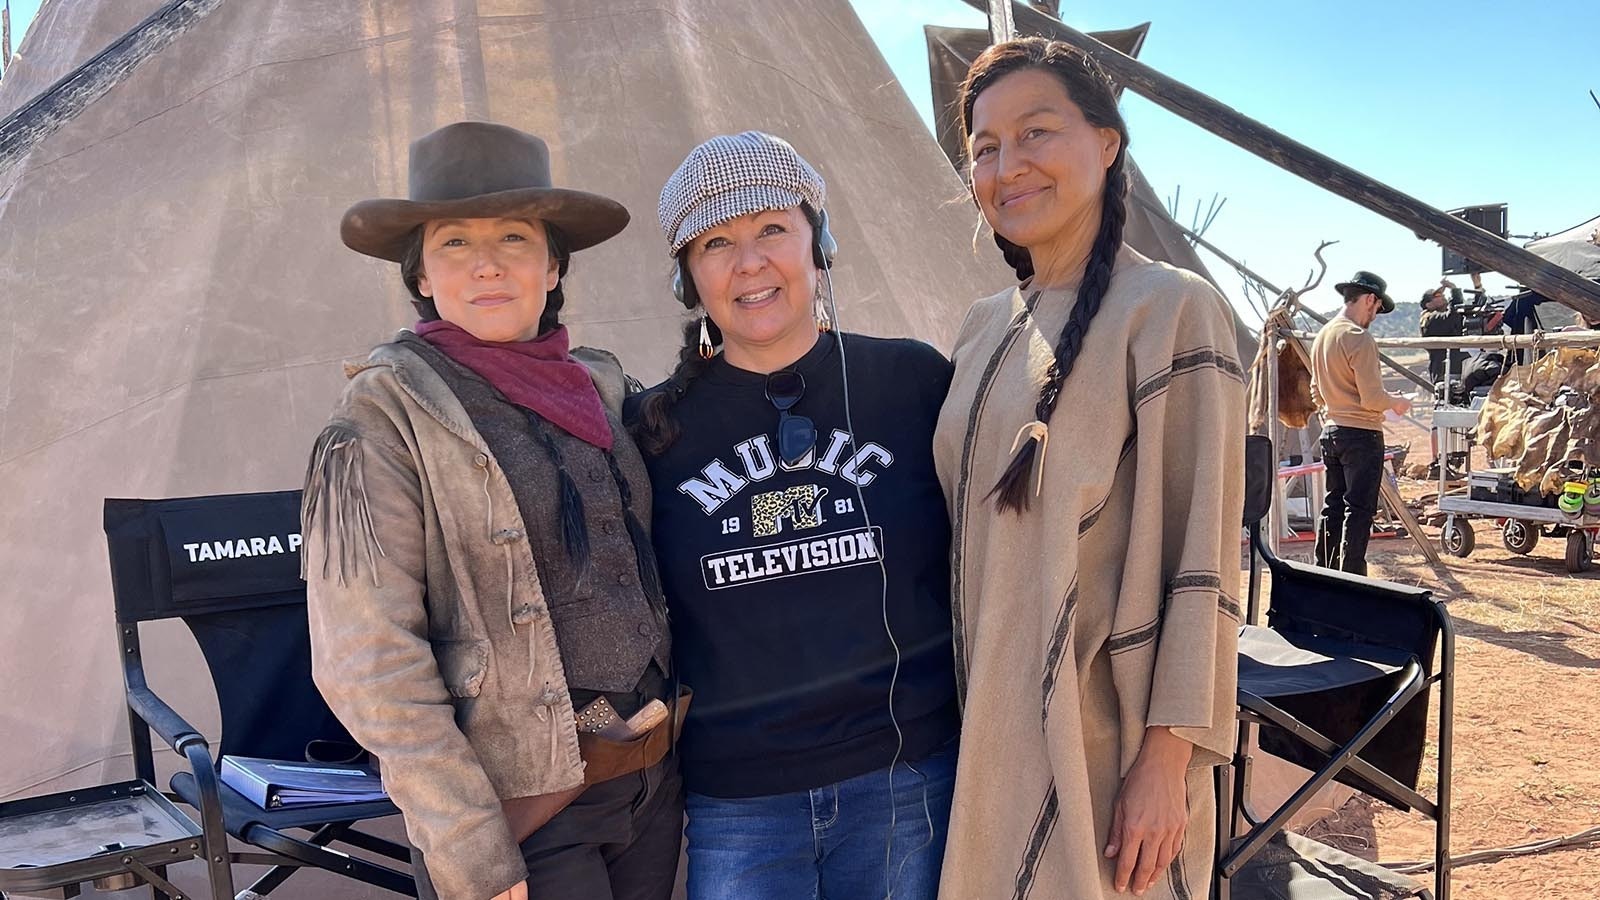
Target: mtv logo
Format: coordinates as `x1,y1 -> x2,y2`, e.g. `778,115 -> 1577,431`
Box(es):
750,485 -> 829,538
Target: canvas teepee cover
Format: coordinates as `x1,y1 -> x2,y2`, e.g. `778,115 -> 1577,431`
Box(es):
0,0 -> 1011,819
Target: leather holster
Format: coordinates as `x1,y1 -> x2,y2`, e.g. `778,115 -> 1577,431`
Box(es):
578,686 -> 692,787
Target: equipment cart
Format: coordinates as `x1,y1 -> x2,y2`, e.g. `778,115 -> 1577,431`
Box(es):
1432,406 -> 1599,572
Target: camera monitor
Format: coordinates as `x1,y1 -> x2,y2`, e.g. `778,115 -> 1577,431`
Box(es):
1442,203 -> 1508,275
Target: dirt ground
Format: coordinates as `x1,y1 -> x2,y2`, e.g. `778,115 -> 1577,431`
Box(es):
1272,413 -> 1600,897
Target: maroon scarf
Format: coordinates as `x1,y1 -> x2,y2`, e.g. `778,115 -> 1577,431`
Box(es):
415,320 -> 613,451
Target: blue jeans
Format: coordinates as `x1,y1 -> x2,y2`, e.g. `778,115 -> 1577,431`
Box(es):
684,740 -> 957,900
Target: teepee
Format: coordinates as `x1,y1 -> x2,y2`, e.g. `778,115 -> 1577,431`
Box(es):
0,0 -> 1009,814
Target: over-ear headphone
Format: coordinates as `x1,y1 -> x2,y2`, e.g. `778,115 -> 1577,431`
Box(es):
672,205 -> 838,307
672,261 -> 693,308
812,207 -> 838,271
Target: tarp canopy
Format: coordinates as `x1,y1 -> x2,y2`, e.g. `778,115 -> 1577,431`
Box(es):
1478,348 -> 1600,491
0,0 -> 1013,826
1528,215 -> 1600,281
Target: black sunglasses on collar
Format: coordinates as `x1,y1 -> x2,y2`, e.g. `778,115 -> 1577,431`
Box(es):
765,369 -> 817,466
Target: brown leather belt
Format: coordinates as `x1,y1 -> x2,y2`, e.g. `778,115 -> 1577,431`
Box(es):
577,686 -> 691,786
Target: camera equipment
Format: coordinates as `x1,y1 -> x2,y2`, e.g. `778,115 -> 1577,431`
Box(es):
1449,288 -> 1505,334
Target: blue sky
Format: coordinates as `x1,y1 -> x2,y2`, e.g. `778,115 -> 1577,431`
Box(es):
6,0 -> 1594,322
4,0 -> 39,55
851,0 -> 1598,322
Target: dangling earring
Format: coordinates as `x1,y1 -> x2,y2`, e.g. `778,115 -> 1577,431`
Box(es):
814,284 -> 833,334
698,316 -> 714,359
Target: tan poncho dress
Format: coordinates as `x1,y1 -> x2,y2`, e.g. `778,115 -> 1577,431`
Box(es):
933,247 -> 1246,899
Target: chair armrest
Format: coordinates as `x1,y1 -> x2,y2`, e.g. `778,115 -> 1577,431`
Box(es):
126,684 -> 231,862
126,684 -> 207,755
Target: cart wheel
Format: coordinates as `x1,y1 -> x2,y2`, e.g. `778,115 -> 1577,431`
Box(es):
1502,519 -> 1539,555
1441,518 -> 1475,558
1566,530 -> 1593,573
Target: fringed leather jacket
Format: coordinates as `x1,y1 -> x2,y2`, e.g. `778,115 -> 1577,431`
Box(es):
301,338 -> 630,900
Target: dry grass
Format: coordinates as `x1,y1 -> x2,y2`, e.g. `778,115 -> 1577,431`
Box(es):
1261,416 -> 1600,898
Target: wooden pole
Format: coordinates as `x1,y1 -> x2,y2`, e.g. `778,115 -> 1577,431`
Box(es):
2,1 -> 12,81
960,1 -> 1600,322
0,0 -> 225,174
986,0 -> 1016,43
1288,330 -> 1600,351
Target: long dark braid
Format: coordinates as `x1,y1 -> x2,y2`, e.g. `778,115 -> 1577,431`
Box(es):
989,165 -> 1127,512
994,232 -> 1035,283
630,262 -> 722,455
957,37 -> 1131,514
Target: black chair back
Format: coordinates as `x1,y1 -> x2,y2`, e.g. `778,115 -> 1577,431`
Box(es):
104,492 -> 354,764
1239,436 -> 1441,808
1254,556 -> 1440,808
1243,434 -> 1274,527
1266,568 -> 1440,675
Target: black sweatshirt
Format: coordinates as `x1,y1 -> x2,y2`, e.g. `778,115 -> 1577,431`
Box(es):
624,333 -> 960,798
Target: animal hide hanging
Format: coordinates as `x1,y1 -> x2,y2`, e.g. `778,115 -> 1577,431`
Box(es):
1276,342 -> 1317,428
1245,305 -> 1317,432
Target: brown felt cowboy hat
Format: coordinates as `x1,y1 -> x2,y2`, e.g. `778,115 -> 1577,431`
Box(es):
340,122 -> 629,262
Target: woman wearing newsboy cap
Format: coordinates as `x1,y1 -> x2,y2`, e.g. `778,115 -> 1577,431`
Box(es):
625,132 -> 960,900
303,122 -> 683,900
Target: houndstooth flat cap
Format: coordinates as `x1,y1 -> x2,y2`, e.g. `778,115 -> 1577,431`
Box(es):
658,131 -> 826,256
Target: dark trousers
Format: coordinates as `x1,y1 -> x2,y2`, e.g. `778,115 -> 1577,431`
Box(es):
1316,427 -> 1386,576
415,756 -> 685,900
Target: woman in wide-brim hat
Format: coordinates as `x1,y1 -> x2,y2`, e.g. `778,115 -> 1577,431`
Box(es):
304,121 -> 683,900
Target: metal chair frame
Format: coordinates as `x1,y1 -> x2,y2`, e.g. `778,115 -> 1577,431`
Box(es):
109,491 -> 417,898
1217,437 -> 1454,899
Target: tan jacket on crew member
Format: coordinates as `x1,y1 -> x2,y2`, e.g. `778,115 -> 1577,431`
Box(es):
301,338 -> 629,900
1309,315 -> 1394,431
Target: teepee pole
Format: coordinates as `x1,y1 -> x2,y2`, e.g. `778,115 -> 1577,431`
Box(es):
2,1 -> 12,80
986,0 -> 1016,43
0,0 -> 225,173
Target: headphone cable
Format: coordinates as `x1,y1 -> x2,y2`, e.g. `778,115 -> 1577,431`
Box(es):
821,265 -> 937,900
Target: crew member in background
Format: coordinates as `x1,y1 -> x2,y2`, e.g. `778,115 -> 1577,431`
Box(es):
1418,281 -> 1469,388
1310,271 -> 1411,575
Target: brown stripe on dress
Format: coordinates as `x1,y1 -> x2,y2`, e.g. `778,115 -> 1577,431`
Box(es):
1039,582 -> 1080,720
1166,347 -> 1246,383
1133,348 -> 1246,409
1170,572 -> 1222,591
1012,785 -> 1060,900
1169,851 -> 1192,900
1170,572 -> 1241,620
1077,434 -> 1139,537
950,292 -> 1041,707
1217,593 -> 1242,621
1046,437 -> 1137,716
1107,618 -> 1160,655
